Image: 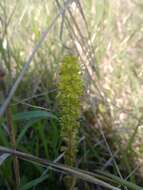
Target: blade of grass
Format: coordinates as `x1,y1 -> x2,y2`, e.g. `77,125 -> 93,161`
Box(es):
17,119 -> 40,145
0,0 -> 76,118
95,170 -> 143,190
0,146 -> 121,190
12,111 -> 58,121
0,153 -> 10,166
20,174 -> 49,190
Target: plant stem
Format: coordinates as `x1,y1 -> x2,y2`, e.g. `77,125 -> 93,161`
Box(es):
6,105 -> 20,189
0,72 -> 20,189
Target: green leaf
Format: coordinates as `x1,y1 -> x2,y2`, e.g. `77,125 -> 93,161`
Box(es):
20,174 -> 49,190
0,127 -> 9,146
17,119 -> 40,144
13,111 -> 58,121
96,170 -> 143,190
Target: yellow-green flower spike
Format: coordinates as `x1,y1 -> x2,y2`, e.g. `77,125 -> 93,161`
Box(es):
58,56 -> 83,167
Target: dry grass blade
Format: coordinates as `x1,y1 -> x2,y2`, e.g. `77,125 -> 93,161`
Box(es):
0,146 -> 120,190
0,153 -> 10,166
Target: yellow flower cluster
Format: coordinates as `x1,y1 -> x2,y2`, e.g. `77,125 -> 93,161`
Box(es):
58,56 -> 83,167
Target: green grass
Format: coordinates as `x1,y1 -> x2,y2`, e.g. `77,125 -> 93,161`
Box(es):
0,0 -> 143,189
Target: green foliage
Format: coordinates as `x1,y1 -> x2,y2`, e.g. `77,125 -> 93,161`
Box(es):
1,0 -> 143,189
58,56 -> 83,167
